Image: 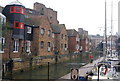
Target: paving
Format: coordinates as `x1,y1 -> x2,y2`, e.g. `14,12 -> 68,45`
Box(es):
60,57 -> 104,79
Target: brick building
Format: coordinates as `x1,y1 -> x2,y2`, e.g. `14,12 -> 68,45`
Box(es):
33,2 -> 59,25
1,1 -> 25,62
67,29 -> 80,53
78,28 -> 91,52
90,35 -> 104,51
51,24 -> 68,55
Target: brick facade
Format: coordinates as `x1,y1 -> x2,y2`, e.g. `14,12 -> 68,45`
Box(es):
33,2 -> 59,25
67,29 -> 80,53
52,24 -> 68,55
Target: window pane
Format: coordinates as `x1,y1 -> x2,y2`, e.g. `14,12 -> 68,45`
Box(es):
10,7 -> 14,12
52,33 -> 54,38
24,9 -> 26,14
27,27 -> 31,34
20,23 -> 24,29
26,41 -> 31,52
41,28 -> 44,35
16,7 -> 20,12
41,41 -> 44,48
48,42 -> 50,47
15,22 -> 19,28
13,40 -> 19,52
48,30 -> 50,37
0,37 -> 5,52
21,8 -> 24,14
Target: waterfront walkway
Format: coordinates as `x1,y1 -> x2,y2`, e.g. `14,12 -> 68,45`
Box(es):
60,57 -> 104,79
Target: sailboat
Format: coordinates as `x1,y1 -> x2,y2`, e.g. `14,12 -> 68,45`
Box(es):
105,0 -> 119,66
88,62 -> 119,80
88,0 -> 119,80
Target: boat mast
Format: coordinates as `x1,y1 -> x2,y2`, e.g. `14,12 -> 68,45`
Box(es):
105,0 -> 107,56
110,1 -> 113,55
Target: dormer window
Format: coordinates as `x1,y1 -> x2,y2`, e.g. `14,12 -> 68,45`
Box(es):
14,21 -> 24,29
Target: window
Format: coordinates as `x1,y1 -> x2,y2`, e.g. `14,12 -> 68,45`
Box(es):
21,8 -> 26,14
13,39 -> 19,52
26,41 -> 31,52
48,30 -> 51,37
27,27 -> 32,34
40,41 -> 44,48
40,8 -> 44,15
10,6 -> 25,14
76,44 -> 79,50
14,21 -> 24,29
48,42 -> 50,47
41,28 -> 45,35
52,33 -> 54,38
65,44 -> 67,51
65,35 -> 67,40
61,44 -> 63,48
10,6 -> 15,13
52,42 -> 55,50
61,34 -> 63,39
0,37 -> 5,53
50,17 -> 52,19
16,7 -> 20,12
47,42 -> 51,52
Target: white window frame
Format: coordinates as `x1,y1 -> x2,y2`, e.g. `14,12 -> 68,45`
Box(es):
40,41 -> 44,48
64,44 -> 67,51
41,28 -> 44,35
27,27 -> 32,34
0,37 -> 5,53
47,42 -> 51,52
26,41 -> 31,52
52,42 -> 55,50
48,30 -> 51,37
52,33 -> 54,38
76,44 -> 79,50
13,39 -> 19,53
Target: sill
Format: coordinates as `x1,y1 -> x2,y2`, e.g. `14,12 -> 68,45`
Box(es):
26,50 -> 30,52
13,51 -> 18,53
0,51 -> 4,53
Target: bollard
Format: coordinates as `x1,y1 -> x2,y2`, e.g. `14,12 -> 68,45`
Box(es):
48,62 -> 50,81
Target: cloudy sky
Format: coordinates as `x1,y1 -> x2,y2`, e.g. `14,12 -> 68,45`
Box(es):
0,0 -> 119,35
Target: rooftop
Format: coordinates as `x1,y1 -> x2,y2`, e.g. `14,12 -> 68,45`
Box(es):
8,0 -> 24,6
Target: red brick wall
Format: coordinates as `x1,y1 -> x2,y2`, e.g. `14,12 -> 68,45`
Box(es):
81,39 -> 86,52
37,16 -> 54,56
68,37 -> 76,53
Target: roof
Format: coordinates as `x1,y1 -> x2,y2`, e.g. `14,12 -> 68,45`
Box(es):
67,29 -> 78,37
51,24 -> 61,34
0,13 -> 6,18
25,15 -> 42,26
8,0 -> 24,7
51,24 -> 66,34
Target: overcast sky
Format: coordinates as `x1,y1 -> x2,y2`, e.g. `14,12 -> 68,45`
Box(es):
0,0 -> 119,35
